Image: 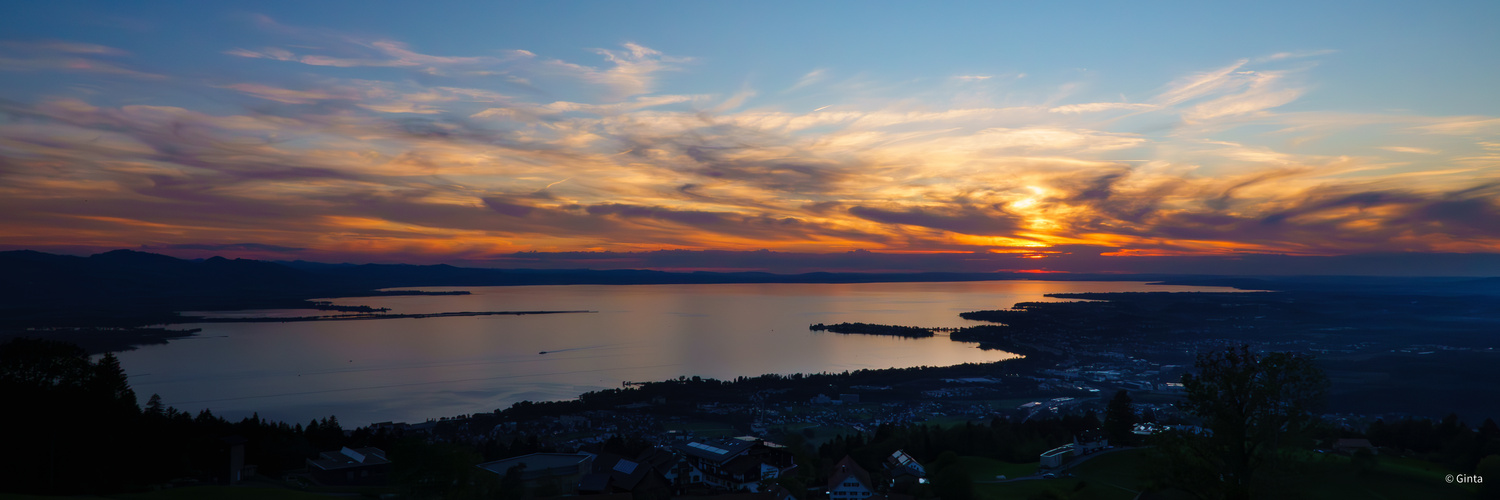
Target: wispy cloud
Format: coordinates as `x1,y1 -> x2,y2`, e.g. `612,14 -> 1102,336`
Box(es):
1049,102 -> 1157,114
230,16 -> 686,98
1379,146 -> 1439,154
1152,59 -> 1249,107
1412,117 -> 1500,135
1180,70 -> 1302,123
787,68 -> 828,92
2,34 -> 1496,261
1,40 -> 129,56
221,83 -> 345,104
1254,49 -> 1338,62
0,40 -> 165,79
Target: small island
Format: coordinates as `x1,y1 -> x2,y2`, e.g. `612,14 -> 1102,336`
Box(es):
809,322 -> 934,338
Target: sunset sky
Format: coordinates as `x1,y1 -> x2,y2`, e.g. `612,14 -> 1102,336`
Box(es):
2,2 -> 1498,271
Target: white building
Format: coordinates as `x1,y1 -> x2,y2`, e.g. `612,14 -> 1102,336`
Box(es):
1073,430 -> 1108,454
827,456 -> 881,500
1039,444 -> 1073,469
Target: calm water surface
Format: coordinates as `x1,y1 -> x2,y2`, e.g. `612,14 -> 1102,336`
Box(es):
117,280 -> 1240,426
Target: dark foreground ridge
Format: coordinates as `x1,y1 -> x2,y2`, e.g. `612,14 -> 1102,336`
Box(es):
4,274 -> 1500,498
8,334 -> 1492,499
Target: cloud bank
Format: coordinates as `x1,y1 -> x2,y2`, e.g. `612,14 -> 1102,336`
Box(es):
2,24 -> 1498,271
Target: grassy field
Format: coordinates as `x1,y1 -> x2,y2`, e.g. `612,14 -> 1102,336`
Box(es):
1273,453 -> 1477,500
976,476 -> 1136,500
1068,449 -> 1147,494
971,447 -> 1476,500
956,456 -> 1038,480
963,450 -> 1139,500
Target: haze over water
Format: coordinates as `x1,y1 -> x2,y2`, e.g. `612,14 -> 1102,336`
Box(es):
117,280 -> 1242,426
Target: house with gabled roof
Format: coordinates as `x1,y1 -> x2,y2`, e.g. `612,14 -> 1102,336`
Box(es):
828,456 -> 883,500
883,450 -> 925,480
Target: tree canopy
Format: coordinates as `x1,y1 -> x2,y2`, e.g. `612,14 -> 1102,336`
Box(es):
1147,345 -> 1329,500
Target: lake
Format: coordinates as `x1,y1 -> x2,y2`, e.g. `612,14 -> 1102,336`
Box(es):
116,280 -> 1241,426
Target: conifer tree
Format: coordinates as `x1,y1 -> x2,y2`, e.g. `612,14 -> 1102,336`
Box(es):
1103,390 -> 1136,446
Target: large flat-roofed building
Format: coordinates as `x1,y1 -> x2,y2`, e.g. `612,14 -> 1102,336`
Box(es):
1040,444 -> 1074,469
476,452 -> 595,495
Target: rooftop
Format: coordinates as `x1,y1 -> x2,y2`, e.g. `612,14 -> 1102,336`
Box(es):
677,440 -> 755,462
1041,445 -> 1075,458
476,452 -> 594,476
308,447 -> 389,471
827,456 -> 873,491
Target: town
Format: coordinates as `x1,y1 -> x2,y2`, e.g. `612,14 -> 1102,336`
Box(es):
5,287 -> 1498,499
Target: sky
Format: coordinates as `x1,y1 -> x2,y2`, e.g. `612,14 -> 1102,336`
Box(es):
2,1 -> 1499,272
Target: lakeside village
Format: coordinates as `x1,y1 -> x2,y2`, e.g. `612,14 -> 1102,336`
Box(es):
288,373 -> 1158,496
13,289 -> 1499,497
273,347 -> 1391,498
201,290 -> 1500,497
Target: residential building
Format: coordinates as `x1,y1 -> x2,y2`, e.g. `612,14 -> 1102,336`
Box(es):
1039,444 -> 1073,469
883,450 -> 925,488
827,456 -> 880,500
673,437 -> 797,492
476,452 -> 595,496
306,447 -> 391,486
579,453 -> 672,500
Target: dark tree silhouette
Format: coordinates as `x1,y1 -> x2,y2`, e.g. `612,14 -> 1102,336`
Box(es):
929,451 -> 973,500
0,338 -> 144,493
1103,390 -> 1136,446
1146,346 -> 1329,500
91,352 -> 137,413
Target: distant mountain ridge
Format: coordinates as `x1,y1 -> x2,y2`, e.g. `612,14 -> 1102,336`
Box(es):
1,249 -> 330,326
4,249 -> 1499,328
0,249 -> 1040,327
